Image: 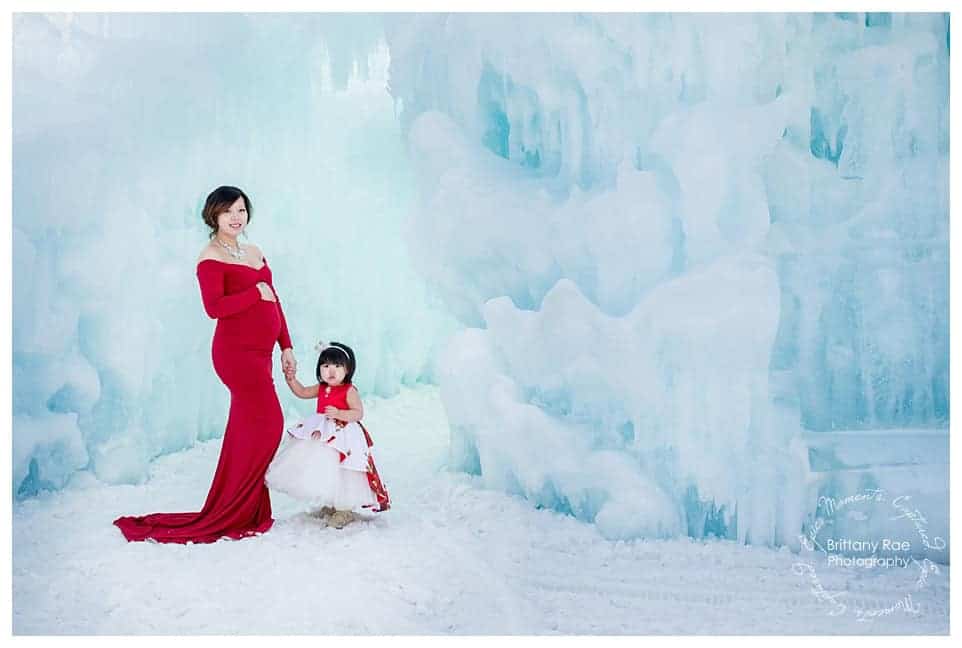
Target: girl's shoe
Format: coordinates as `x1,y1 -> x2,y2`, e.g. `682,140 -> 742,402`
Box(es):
327,510 -> 355,529
310,506 -> 336,519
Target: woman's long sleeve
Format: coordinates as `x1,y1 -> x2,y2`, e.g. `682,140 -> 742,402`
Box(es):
196,262 -> 261,319
274,288 -> 293,350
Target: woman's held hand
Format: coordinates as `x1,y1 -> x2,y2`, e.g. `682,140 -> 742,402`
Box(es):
281,348 -> 297,376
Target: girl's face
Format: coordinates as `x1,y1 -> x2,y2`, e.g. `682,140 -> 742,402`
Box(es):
320,362 -> 347,386
216,196 -> 248,240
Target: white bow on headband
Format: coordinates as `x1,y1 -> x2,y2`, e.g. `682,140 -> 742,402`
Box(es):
315,340 -> 350,358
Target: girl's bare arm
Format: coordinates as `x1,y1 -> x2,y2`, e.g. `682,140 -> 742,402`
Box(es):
284,374 -> 320,399
327,386 -> 364,422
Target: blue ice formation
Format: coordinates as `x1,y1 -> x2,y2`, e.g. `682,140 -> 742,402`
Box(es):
13,14 -> 457,496
385,13 -> 949,550
13,13 -> 950,558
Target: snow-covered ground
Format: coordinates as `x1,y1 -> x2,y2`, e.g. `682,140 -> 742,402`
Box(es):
13,386 -> 949,634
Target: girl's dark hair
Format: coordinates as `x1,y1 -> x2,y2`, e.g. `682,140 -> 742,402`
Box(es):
202,186 -> 252,238
316,342 -> 356,385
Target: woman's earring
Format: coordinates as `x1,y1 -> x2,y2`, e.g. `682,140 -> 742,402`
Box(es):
242,229 -> 249,238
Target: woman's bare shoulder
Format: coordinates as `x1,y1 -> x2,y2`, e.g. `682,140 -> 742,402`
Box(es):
197,242 -> 223,264
245,242 -> 264,261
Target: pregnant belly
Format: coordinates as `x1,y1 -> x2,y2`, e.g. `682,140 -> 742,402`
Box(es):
214,300 -> 281,351
211,301 -> 281,389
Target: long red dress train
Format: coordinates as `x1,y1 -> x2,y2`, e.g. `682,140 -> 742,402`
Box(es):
113,257 -> 292,544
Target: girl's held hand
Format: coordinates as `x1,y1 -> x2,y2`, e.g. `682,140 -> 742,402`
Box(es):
256,282 -> 276,302
324,406 -> 340,419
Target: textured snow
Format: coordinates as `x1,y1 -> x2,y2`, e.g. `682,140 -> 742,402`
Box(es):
12,387 -> 949,634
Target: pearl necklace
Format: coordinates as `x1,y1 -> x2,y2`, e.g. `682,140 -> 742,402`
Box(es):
215,237 -> 246,260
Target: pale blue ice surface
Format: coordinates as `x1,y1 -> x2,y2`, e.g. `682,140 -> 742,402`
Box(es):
13,13 -> 949,558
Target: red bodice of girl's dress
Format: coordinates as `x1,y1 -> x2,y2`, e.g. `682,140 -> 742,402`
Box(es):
316,382 -> 353,413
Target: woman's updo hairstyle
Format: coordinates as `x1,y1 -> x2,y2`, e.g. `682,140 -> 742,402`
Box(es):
316,342 -> 356,385
202,186 -> 252,239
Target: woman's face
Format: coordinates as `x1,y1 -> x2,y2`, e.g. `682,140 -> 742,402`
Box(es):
320,363 -> 348,386
216,196 -> 248,239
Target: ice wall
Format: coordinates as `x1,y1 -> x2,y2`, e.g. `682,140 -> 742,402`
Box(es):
385,13 -> 949,546
13,13 -> 458,496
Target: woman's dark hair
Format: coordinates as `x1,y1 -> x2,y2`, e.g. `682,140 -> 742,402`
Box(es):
202,186 -> 252,238
316,342 -> 356,385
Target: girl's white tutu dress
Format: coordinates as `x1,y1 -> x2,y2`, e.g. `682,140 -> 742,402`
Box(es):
265,382 -> 390,513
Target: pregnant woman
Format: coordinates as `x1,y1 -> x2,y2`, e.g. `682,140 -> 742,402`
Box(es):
114,186 -> 297,543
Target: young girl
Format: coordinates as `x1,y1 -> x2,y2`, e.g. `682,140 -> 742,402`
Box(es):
265,341 -> 390,528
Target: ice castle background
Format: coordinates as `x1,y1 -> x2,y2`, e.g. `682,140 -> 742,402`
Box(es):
12,13 -> 949,558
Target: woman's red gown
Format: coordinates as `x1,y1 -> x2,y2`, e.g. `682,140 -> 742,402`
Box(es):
113,257 -> 292,544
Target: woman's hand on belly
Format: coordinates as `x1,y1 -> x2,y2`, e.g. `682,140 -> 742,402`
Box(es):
256,282 -> 276,302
